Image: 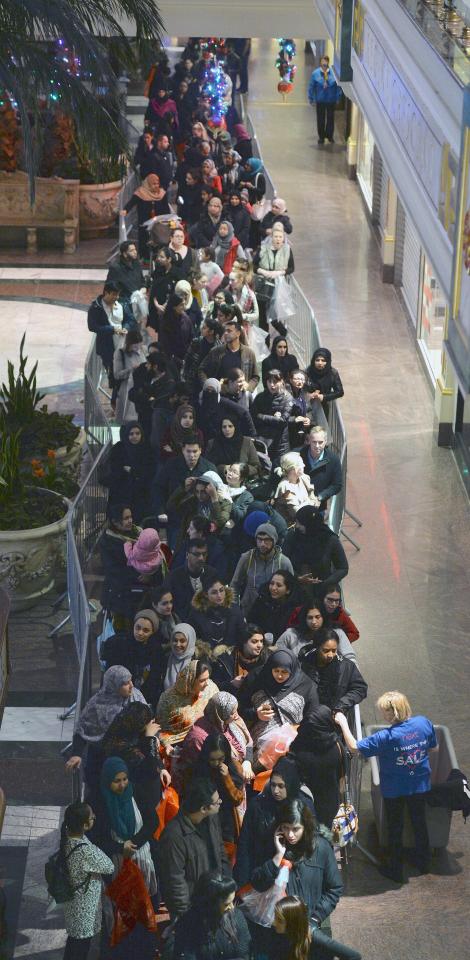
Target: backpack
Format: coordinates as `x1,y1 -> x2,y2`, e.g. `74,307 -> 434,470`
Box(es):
45,842 -> 87,903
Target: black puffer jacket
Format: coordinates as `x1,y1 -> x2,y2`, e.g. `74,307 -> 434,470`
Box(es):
247,583 -> 300,642
251,837 -> 343,924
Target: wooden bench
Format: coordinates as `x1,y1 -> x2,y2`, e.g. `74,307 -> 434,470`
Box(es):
0,171 -> 80,252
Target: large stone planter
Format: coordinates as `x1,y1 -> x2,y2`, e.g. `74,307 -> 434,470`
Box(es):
0,489 -> 71,612
79,181 -> 121,239
54,426 -> 86,477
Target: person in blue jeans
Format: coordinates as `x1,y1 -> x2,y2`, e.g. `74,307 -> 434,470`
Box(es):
307,56 -> 342,145
335,691 -> 437,884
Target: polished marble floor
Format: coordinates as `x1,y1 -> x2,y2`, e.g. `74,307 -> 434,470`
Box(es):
0,38 -> 469,960
247,38 -> 470,958
0,299 -> 91,390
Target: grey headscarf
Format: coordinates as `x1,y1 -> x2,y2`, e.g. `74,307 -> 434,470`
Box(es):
75,665 -> 147,743
163,623 -> 197,690
214,221 -> 235,267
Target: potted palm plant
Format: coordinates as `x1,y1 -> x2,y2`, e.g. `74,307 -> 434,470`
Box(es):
0,431 -> 71,610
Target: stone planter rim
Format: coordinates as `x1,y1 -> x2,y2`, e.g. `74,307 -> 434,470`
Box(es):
0,486 -> 71,539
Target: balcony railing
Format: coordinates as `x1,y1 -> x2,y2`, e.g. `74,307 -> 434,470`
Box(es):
396,0 -> 470,84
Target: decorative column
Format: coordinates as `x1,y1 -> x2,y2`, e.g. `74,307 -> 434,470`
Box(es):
381,178 -> 397,283
435,320 -> 456,446
347,100 -> 358,180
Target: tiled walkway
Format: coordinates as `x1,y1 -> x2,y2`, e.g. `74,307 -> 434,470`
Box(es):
247,38 -> 470,958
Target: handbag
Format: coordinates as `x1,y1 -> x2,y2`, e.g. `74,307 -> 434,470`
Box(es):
253,273 -> 275,303
331,741 -> 359,847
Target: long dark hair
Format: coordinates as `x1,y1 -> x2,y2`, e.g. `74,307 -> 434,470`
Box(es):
274,896 -> 312,960
297,600 -> 330,639
276,799 -> 318,860
191,872 -> 238,937
197,731 -> 232,770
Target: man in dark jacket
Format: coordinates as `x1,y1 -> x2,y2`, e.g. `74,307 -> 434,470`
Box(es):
129,352 -> 176,437
199,320 -> 259,392
162,538 -> 217,619
153,437 -> 217,519
189,195 -> 224,247
134,130 -> 159,178
300,424 -> 342,510
87,282 -> 124,379
157,777 -> 230,919
182,318 -> 223,396
252,370 -> 295,466
106,240 -> 145,326
152,133 -> 175,189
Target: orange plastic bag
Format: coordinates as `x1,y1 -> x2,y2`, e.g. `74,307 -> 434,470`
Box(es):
252,769 -> 271,793
106,859 -> 157,945
154,785 -> 180,840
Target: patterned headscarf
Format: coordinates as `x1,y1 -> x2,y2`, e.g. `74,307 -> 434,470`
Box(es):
204,691 -> 238,731
74,666 -> 146,743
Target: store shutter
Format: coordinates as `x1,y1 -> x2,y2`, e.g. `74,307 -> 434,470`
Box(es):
395,201 -> 422,326
379,162 -> 389,233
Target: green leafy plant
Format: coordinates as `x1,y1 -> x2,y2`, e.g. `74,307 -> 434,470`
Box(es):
0,430 -> 68,530
29,449 -> 79,499
0,333 -> 45,426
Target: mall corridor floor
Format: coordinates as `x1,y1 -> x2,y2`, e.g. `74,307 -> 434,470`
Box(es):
246,38 -> 470,959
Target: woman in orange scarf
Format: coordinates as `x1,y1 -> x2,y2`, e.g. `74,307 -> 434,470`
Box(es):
121,174 -> 171,259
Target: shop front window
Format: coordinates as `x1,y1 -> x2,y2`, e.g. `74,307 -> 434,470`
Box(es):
418,258 -> 447,381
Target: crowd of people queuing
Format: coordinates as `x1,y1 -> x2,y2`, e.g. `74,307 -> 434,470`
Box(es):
73,39 -> 440,960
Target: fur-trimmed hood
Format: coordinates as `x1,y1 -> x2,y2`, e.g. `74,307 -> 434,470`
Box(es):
191,585 -> 235,612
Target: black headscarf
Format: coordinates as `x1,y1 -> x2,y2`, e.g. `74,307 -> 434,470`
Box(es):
119,421 -> 147,466
291,705 -> 338,754
296,506 -> 334,547
262,336 -> 299,385
258,649 -> 303,701
268,755 -> 302,798
307,347 -> 334,390
209,416 -> 243,465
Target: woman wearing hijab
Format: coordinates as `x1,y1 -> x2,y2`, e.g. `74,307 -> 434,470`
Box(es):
290,706 -> 345,828
101,609 -> 165,710
259,197 -> 293,239
213,221 -> 244,275
238,649 -> 319,766
105,421 -> 154,522
145,84 -> 179,136
156,659 -> 218,749
239,157 -> 266,202
261,335 -> 299,387
201,157 -> 223,194
160,403 -> 204,460
283,505 -> 349,592
234,755 -> 315,886
121,173 -> 171,259
178,690 -> 253,778
224,190 -> 251,248
174,278 -> 204,330
197,379 -> 256,441
306,347 -> 344,418
92,757 -> 158,899
206,417 -> 260,477
64,666 -> 147,787
158,291 -> 194,368
101,702 -> 169,805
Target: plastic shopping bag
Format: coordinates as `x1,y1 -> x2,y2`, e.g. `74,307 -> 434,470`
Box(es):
268,276 -> 295,323
256,723 -> 298,770
106,859 -> 157,944
154,785 -> 180,840
238,861 -> 291,927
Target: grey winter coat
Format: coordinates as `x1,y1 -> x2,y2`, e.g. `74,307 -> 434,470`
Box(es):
230,546 -> 294,613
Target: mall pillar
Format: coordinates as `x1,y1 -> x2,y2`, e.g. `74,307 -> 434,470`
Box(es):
381,179 -> 397,284
435,342 -> 456,446
347,101 -> 358,180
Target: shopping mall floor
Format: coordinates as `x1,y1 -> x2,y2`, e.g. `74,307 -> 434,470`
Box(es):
1,36 -> 470,960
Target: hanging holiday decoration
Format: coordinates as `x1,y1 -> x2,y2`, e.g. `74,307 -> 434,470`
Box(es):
199,37 -> 229,129
275,39 -> 297,98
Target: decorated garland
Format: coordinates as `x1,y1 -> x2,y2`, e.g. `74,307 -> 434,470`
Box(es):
200,37 -> 229,129
276,38 -> 297,97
